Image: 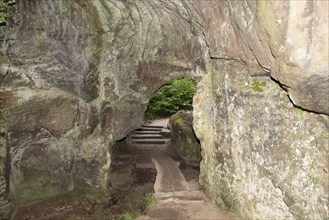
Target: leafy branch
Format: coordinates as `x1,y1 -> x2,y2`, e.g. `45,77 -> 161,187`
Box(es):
145,78 -> 197,120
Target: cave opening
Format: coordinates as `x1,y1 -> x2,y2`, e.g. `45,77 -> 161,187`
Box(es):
108,77 -> 202,217
1,0 -> 328,218
144,77 -> 197,121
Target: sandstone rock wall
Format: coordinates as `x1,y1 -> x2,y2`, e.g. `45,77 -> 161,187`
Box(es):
169,110 -> 201,165
0,0 -> 203,206
195,0 -> 329,114
0,0 -> 328,219
193,59 -> 328,219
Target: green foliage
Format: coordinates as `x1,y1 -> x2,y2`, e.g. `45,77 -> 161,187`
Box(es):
0,202 -> 15,220
139,195 -> 157,213
120,211 -> 141,220
297,108 -> 305,116
0,0 -> 15,26
145,77 -> 197,119
251,80 -> 267,93
120,195 -> 157,220
310,176 -> 317,185
309,162 -> 315,170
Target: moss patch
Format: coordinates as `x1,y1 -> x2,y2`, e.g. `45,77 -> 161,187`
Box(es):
120,194 -> 157,220
18,185 -> 64,205
251,81 -> 267,92
174,117 -> 185,127
0,51 -> 7,64
169,111 -> 201,162
120,211 -> 141,220
0,202 -> 15,220
70,187 -> 109,201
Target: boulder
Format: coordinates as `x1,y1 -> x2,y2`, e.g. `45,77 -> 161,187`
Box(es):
169,111 -> 201,166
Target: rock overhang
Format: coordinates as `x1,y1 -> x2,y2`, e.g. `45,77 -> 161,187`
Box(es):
0,0 -> 328,218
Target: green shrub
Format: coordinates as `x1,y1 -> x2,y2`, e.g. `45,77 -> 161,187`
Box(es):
139,195 -> 157,213
120,195 -> 157,220
0,0 -> 15,26
145,77 -> 196,119
119,211 -> 141,220
251,80 -> 267,92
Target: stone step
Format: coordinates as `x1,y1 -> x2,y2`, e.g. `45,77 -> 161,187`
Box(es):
130,135 -> 164,139
0,182 -> 6,197
133,131 -> 160,135
0,202 -> 9,210
0,180 -> 5,189
0,197 -> 9,207
130,139 -> 166,145
136,128 -> 163,132
0,188 -> 6,197
159,131 -> 171,138
142,125 -> 165,129
0,202 -> 11,217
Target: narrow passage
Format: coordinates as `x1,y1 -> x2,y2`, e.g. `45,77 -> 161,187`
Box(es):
128,119 -> 238,220
13,119 -> 238,220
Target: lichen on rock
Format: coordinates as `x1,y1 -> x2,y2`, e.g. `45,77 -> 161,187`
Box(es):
0,0 -> 328,219
169,110 -> 201,165
193,59 -> 329,219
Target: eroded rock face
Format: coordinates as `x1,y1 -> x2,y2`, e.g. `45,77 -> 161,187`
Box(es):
7,93 -> 81,203
193,60 -> 328,219
0,0 -> 203,206
196,0 -> 329,114
0,0 -> 328,219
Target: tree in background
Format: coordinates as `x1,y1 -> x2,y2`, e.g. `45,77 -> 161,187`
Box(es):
145,78 -> 197,120
0,0 -> 15,26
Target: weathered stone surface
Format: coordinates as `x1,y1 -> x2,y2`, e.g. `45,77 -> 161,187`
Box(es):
1,0 -> 203,209
193,60 -> 329,219
169,110 -> 201,165
11,137 -> 75,203
1,91 -> 83,203
7,0 -> 102,102
195,0 -> 329,114
0,0 -> 327,219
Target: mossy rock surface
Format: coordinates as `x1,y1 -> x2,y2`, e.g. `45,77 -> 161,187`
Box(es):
169,110 -> 201,164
